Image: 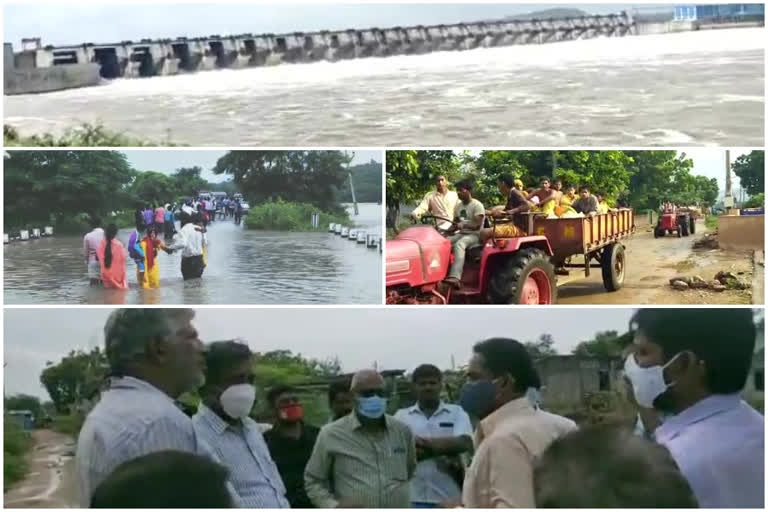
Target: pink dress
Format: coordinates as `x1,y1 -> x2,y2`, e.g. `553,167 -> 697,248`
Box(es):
97,239 -> 128,290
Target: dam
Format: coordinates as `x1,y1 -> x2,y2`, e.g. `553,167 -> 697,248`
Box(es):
6,12 -> 636,84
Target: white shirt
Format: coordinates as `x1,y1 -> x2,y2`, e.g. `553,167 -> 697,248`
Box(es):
169,222 -> 206,258
394,402 -> 473,504
75,377 -> 203,507
412,189 -> 460,230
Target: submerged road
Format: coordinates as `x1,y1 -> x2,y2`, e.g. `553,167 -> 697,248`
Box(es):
4,204 -> 382,305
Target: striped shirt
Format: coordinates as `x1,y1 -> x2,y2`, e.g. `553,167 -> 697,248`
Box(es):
192,404 -> 290,508
75,376 -> 202,507
304,413 -> 417,508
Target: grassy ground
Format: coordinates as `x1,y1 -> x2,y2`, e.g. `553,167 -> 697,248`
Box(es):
4,123 -> 182,147
705,215 -> 719,230
245,201 -> 352,232
4,420 -> 32,491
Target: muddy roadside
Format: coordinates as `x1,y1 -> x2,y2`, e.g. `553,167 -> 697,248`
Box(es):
4,429 -> 78,508
558,220 -> 760,305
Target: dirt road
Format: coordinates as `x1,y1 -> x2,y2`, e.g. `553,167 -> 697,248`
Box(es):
4,430 -> 78,508
558,220 -> 759,305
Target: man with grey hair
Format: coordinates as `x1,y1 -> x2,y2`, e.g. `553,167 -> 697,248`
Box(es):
76,308 -> 207,507
305,369 -> 416,508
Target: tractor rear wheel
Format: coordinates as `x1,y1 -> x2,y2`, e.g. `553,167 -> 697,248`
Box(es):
487,248 -> 557,305
601,243 -> 626,291
654,226 -> 661,238
681,220 -> 689,237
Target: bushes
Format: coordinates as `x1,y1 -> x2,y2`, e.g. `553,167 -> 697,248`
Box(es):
244,201 -> 351,232
51,413 -> 85,437
744,193 -> 764,209
4,123 -> 181,147
4,420 -> 32,491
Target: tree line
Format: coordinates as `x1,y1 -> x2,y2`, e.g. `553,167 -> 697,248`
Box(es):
4,150 -> 369,231
335,160 -> 383,204
385,150 -> 728,226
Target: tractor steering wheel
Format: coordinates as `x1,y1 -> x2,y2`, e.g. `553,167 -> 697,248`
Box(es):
418,213 -> 457,228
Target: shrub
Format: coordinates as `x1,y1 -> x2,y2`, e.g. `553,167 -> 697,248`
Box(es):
244,200 -> 351,232
4,123 -> 181,147
744,193 -> 764,209
4,420 -> 32,491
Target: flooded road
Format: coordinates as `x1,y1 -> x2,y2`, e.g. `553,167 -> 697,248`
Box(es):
4,203 -> 382,305
4,29 -> 763,146
558,220 -> 759,305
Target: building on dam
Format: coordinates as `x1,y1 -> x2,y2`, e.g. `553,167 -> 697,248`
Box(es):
4,12 -> 636,92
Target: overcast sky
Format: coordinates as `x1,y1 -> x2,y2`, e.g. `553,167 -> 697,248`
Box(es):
121,150 -> 382,183
4,307 -> 636,399
3,4 -> 672,47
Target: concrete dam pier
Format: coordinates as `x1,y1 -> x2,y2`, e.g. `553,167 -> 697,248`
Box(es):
8,12 -> 634,83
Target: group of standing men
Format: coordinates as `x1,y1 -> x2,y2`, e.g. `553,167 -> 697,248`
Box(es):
76,308 -> 762,509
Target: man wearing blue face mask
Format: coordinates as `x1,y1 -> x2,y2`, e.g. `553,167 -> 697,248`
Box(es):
305,369 -> 416,508
624,308 -> 764,508
460,338 -> 576,508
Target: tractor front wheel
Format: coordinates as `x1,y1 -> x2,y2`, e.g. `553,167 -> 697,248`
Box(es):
487,248 -> 557,305
677,225 -> 683,238
690,217 -> 696,234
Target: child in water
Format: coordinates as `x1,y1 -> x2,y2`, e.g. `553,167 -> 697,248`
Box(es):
139,228 -> 173,289
127,224 -> 146,285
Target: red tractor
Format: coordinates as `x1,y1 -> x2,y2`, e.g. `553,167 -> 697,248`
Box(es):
654,209 -> 695,238
386,211 -> 634,305
386,215 -> 557,304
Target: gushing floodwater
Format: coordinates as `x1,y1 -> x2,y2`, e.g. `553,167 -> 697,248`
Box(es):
4,29 -> 764,146
3,204 -> 382,305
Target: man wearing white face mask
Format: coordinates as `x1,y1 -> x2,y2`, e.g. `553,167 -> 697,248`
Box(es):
192,340 -> 289,508
623,309 -> 764,509
305,369 -> 417,508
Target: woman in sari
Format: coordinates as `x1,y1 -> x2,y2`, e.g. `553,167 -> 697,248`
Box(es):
139,228 -> 172,289
97,224 -> 128,290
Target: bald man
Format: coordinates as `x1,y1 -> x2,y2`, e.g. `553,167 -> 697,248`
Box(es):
305,370 -> 416,508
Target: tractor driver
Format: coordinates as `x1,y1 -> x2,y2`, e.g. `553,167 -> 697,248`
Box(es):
443,181 -> 485,289
483,174 -> 529,241
411,175 -> 459,232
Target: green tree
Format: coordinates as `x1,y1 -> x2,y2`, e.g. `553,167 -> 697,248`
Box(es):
337,160 -> 383,203
626,151 -> 693,210
172,166 -> 209,198
554,151 -> 633,204
525,333 -> 558,359
4,394 -> 43,421
385,150 -> 459,227
572,330 -> 633,358
39,348 -> 108,414
213,151 -> 350,214
4,151 -> 135,230
732,150 -> 765,196
129,171 -> 177,206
